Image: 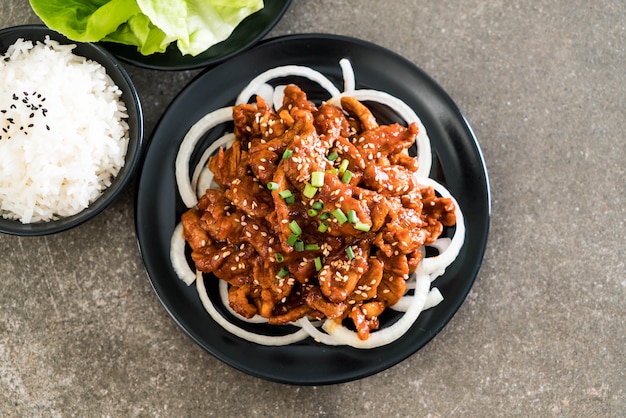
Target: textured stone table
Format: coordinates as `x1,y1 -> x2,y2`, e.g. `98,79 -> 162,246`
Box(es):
1,1 -> 624,416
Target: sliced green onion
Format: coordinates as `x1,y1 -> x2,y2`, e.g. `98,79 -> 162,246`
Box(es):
341,169 -> 353,183
345,246 -> 355,260
311,171 -> 325,187
282,149 -> 293,159
277,266 -> 289,278
354,222 -> 371,232
303,183 -> 318,198
294,240 -> 304,252
319,212 -> 331,220
327,151 -> 339,162
338,159 -> 349,174
267,182 -> 279,190
347,209 -> 358,224
307,208 -> 319,217
284,195 -> 295,205
278,189 -> 293,199
317,222 -> 329,233
312,201 -> 324,210
305,243 -> 320,251
314,257 -> 323,271
286,233 -> 299,246
325,168 -> 338,175
275,253 -> 285,263
333,208 -> 348,224
288,220 -> 302,235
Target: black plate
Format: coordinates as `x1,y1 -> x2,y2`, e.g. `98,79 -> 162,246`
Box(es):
101,0 -> 292,71
135,34 -> 490,385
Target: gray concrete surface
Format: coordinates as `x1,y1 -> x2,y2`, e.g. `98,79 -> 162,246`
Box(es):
1,1 -> 624,416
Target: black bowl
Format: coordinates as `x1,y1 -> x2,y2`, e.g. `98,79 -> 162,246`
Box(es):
100,0 -> 292,71
0,25 -> 143,236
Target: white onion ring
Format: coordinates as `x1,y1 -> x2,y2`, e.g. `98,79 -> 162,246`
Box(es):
321,272 -> 431,349
328,89 -> 432,177
218,280 -> 269,324
191,133 -> 236,198
169,223 -> 196,286
236,65 -> 341,105
196,272 -> 309,346
340,58 -> 355,92
415,177 -> 466,278
175,107 -> 233,208
390,287 -> 444,312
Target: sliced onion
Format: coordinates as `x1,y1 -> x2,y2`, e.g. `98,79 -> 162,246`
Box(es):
340,58 -> 355,92
272,85 -> 287,110
297,317 -> 342,346
236,65 -> 341,105
218,280 -> 269,324
170,223 -> 196,286
321,272 -> 431,348
327,89 -> 432,177
175,107 -> 233,208
415,177 -> 466,278
191,133 -> 236,198
391,286 -> 444,312
196,273 -> 309,346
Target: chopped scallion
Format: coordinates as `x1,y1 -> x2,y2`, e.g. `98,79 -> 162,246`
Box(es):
278,189 -> 293,199
307,208 -> 319,217
354,222 -> 371,232
341,169 -> 353,183
277,266 -> 289,278
338,159 -> 349,174
284,195 -> 295,205
303,183 -> 318,198
288,220 -> 302,235
282,149 -> 293,159
267,182 -> 279,190
319,212 -> 331,220
294,240 -> 304,252
314,257 -> 323,271
275,253 -> 285,263
347,209 -> 358,224
305,243 -> 320,251
327,151 -> 339,162
286,233 -> 299,246
312,201 -> 324,210
311,171 -> 325,187
346,246 -> 355,260
333,208 -> 348,224
317,222 -> 329,233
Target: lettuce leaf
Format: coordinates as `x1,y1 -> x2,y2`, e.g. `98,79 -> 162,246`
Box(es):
29,0 -> 264,56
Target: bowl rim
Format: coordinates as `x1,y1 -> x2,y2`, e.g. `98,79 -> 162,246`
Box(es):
0,24 -> 144,236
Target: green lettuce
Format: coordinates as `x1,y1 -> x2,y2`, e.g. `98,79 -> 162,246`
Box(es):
29,0 -> 264,56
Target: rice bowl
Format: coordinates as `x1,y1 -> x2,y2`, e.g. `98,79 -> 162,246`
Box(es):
0,25 -> 143,236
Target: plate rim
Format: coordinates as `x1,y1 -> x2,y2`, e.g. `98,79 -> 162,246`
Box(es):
135,33 -> 491,385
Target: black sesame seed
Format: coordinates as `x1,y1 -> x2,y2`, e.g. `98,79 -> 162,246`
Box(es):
0,110 -> 5,113
46,125 -> 50,130
27,124 -> 34,128
12,94 -> 18,100
10,104 -> 16,109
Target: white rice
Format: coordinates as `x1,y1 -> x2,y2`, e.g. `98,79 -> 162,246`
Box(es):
0,37 -> 129,224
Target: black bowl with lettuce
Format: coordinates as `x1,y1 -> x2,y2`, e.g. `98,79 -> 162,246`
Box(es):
30,0 -> 292,71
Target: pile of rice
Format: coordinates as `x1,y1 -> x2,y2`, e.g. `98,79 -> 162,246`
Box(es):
0,37 -> 129,224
